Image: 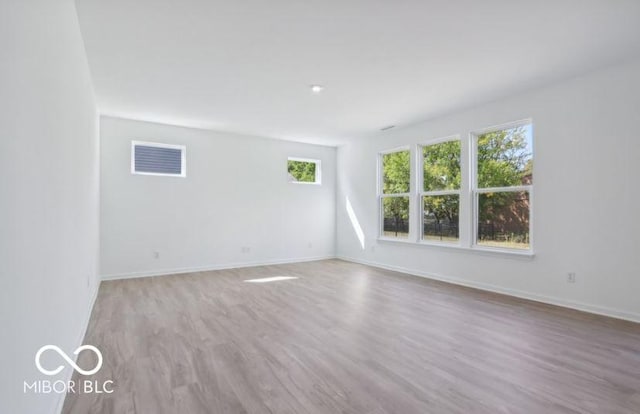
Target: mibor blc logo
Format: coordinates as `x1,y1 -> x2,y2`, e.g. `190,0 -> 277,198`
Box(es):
24,345 -> 114,394
35,345 -> 103,376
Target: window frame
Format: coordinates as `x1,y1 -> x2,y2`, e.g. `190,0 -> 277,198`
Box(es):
378,146 -> 412,241
131,140 -> 186,178
287,157 -> 322,185
470,119 -> 534,253
375,120 -> 534,257
417,136 -> 462,246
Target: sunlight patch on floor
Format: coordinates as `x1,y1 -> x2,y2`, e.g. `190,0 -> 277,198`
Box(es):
244,276 -> 300,283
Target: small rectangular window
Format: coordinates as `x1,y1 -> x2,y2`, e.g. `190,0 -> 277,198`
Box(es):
473,122 -> 533,250
420,139 -> 461,243
379,149 -> 410,239
288,157 -> 321,184
132,141 -> 186,177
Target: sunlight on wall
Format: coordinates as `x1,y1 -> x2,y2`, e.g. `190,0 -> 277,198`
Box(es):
346,197 -> 365,249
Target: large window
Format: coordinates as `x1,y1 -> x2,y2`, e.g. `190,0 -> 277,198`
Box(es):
379,149 -> 410,239
473,122 -> 533,250
377,120 -> 533,253
420,139 -> 461,243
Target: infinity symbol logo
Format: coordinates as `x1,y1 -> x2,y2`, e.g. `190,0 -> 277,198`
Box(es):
35,345 -> 103,376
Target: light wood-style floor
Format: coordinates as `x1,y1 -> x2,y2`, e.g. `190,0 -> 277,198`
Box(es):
63,259 -> 640,413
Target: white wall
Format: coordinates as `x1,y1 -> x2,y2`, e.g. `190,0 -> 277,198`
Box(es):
0,1 -> 100,413
337,58 -> 640,322
100,117 -> 336,278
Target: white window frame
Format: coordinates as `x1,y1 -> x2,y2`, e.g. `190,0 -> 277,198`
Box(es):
378,146 -> 412,241
131,140 -> 186,177
287,157 -> 322,185
418,136 -> 462,246
470,119 -> 533,253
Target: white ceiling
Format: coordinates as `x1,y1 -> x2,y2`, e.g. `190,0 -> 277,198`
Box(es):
75,0 -> 640,145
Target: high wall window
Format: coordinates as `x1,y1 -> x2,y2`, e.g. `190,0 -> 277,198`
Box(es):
473,122 -> 533,250
288,157 -> 321,184
379,149 -> 410,239
419,139 -> 461,243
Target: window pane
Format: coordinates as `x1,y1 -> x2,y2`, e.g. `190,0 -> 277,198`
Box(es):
477,191 -> 530,249
382,150 -> 410,194
382,197 -> 409,238
423,195 -> 459,242
423,141 -> 461,191
288,160 -> 317,183
477,124 -> 533,188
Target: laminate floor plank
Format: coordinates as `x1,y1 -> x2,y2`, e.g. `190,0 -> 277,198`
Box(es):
63,259 -> 640,413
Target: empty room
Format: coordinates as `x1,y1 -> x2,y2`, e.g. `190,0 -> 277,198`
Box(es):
2,0 -> 640,413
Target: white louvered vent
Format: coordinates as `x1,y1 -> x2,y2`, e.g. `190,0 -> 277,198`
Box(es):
131,141 -> 186,177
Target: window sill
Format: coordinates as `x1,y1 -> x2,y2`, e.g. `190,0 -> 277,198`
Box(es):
377,237 -> 414,244
376,237 -> 535,259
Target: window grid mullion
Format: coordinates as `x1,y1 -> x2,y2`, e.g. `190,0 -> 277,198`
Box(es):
475,185 -> 531,194
420,189 -> 460,197
381,193 -> 411,198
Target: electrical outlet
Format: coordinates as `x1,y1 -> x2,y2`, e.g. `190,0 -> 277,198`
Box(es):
153,251 -> 160,259
567,272 -> 576,283
308,242 -> 313,248
241,246 -> 251,253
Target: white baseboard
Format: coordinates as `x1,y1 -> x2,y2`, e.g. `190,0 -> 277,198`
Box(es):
337,255 -> 640,324
101,255 -> 336,281
54,279 -> 101,414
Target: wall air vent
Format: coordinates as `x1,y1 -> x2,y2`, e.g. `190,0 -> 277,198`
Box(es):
131,141 -> 186,177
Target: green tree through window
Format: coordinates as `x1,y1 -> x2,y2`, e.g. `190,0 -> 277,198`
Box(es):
476,125 -> 532,249
288,160 -> 317,183
378,123 -> 532,249
381,150 -> 410,238
422,140 -> 461,242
